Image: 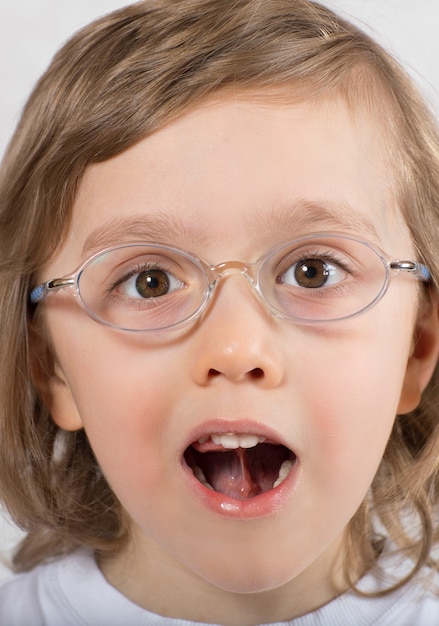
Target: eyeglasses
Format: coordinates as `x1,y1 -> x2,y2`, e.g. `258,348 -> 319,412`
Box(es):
30,233 -> 430,333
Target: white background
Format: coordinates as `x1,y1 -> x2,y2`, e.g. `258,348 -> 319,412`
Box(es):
0,0 -> 438,581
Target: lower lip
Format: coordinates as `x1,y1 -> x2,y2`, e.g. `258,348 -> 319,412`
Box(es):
180,457 -> 300,520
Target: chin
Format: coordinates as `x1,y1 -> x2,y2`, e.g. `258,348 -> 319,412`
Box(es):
191,553 -> 299,595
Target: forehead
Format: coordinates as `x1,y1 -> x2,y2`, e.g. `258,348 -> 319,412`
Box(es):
54,93 -> 413,270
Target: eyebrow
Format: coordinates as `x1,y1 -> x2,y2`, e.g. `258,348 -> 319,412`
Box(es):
248,200 -> 379,242
82,212 -> 210,256
81,200 -> 379,256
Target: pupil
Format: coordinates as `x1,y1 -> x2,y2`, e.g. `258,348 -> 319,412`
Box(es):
294,259 -> 328,288
135,270 -> 169,298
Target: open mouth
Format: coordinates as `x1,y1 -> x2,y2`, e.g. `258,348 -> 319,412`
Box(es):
184,433 -> 296,501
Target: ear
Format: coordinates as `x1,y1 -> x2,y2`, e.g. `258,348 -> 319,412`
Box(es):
46,363 -> 84,432
398,295 -> 439,415
30,323 -> 83,432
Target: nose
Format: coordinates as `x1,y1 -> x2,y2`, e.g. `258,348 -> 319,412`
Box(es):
189,275 -> 285,388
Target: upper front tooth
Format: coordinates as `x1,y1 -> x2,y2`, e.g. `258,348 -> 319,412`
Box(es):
238,434 -> 260,448
211,433 -> 260,449
212,433 -> 240,449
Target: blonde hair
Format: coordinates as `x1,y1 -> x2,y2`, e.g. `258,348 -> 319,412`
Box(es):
0,0 -> 438,593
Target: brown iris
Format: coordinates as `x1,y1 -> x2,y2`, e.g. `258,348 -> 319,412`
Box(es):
135,270 -> 170,298
294,258 -> 329,288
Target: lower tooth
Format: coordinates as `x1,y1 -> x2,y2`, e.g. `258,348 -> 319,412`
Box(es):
273,460 -> 293,488
192,465 -> 214,491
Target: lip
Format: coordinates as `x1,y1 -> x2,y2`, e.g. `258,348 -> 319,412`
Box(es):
180,419 -> 300,520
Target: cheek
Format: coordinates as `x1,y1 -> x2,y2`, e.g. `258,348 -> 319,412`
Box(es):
48,311 -> 183,491
298,318 -> 413,501
72,346 -> 176,447
64,342 -> 187,529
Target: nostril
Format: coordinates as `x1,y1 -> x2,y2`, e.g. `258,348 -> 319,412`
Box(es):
207,367 -> 264,380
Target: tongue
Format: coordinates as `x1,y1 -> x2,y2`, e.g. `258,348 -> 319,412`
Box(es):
207,448 -> 261,500
195,444 -> 290,501
185,442 -> 292,501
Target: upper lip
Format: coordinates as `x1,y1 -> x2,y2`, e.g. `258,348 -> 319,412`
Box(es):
181,418 -> 296,456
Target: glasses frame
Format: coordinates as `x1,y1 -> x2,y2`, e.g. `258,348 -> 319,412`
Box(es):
29,233 -> 431,333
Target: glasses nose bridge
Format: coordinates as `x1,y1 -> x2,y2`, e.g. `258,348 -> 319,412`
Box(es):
209,259 -> 259,288
205,258 -> 267,316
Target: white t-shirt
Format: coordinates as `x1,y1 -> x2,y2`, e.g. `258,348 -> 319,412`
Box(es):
0,549 -> 438,625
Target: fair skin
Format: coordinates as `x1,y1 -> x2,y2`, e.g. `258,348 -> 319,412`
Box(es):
39,94 -> 438,625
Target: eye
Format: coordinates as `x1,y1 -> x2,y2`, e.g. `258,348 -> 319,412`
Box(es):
118,267 -> 183,299
279,256 -> 347,289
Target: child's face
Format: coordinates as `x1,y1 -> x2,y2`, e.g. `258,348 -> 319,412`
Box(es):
41,94 -> 429,607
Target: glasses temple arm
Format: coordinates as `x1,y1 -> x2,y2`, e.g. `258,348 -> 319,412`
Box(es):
29,278 -> 75,304
389,261 -> 431,282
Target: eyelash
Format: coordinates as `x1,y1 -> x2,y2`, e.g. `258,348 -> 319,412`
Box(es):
283,250 -> 355,275
108,261 -> 178,294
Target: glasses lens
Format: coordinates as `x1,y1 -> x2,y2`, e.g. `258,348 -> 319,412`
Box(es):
261,235 -> 387,322
78,245 -> 208,331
